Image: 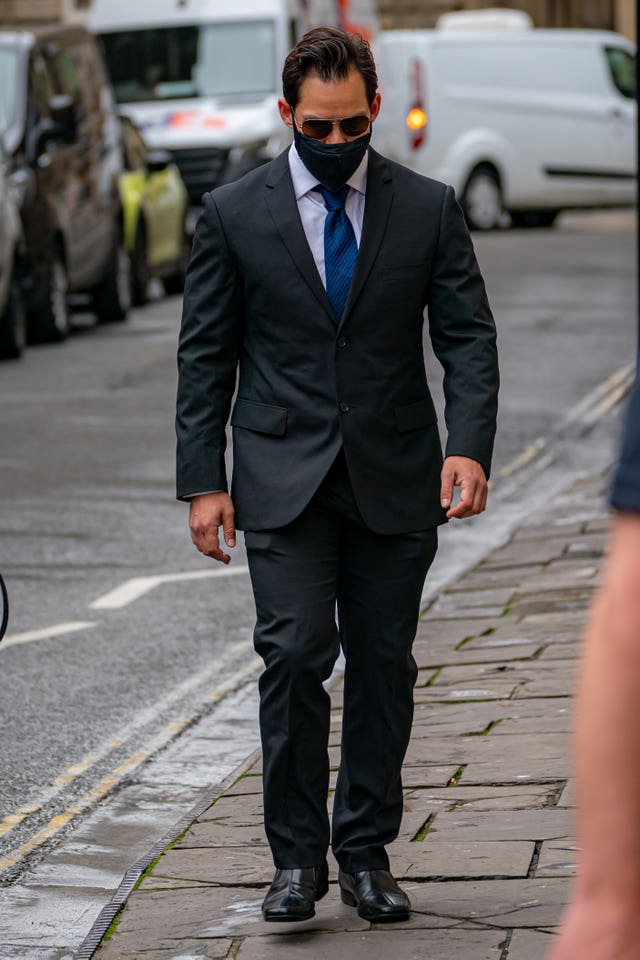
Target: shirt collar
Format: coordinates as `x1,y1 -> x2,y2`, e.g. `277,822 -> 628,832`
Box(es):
288,142 -> 369,200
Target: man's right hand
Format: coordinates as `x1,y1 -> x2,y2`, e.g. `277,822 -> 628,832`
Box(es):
189,492 -> 236,564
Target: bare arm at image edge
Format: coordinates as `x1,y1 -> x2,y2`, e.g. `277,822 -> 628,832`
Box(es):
548,366 -> 640,960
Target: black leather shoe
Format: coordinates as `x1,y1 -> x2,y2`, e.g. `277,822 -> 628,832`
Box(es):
339,869 -> 411,922
262,862 -> 329,921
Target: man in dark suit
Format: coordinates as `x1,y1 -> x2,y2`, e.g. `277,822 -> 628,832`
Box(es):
176,27 -> 498,924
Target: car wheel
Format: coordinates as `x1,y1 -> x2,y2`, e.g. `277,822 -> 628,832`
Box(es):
93,230 -> 131,324
162,230 -> 191,297
130,220 -> 149,307
510,209 -> 560,229
29,250 -> 71,343
462,166 -> 503,231
0,270 -> 27,359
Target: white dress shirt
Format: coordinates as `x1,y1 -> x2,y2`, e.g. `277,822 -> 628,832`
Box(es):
288,142 -> 368,287
186,148 -> 368,499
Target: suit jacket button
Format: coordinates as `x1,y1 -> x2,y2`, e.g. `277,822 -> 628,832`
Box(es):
339,402 -> 350,413
337,337 -> 347,348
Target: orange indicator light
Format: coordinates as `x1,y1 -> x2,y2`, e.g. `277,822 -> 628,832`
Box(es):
406,108 -> 428,131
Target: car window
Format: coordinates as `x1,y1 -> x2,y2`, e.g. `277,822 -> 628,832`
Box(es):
0,47 -> 19,135
28,51 -> 56,124
605,46 -> 636,99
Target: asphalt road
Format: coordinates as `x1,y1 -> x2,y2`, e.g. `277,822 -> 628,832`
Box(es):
0,209 -> 636,892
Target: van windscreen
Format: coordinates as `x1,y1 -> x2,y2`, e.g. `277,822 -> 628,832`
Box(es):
605,47 -> 636,99
99,21 -> 276,103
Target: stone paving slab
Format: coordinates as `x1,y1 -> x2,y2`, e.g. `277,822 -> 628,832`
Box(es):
104,884 -> 372,943
403,877 -> 568,927
454,565 -> 547,589
556,780 -> 576,808
425,809 -> 573,842
420,660 -> 575,693
151,846 -> 276,884
97,938 -> 232,960
413,641 -> 543,668
480,538 -> 573,568
222,775 -> 263,796
411,698 -> 571,727
413,678 -> 521,703
404,786 -> 562,813
512,522 -> 588,541
508,930 -> 556,960
389,838 -> 534,879
536,838 -> 579,877
235,928 -> 507,959
404,732 -> 570,769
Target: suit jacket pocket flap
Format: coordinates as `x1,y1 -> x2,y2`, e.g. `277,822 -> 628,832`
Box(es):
394,398 -> 437,433
231,398 -> 288,436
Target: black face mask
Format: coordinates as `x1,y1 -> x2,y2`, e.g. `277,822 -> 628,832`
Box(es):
292,121 -> 371,192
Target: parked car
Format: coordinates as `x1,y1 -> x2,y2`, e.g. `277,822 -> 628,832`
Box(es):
374,9 -> 636,229
119,116 -> 189,305
0,24 -> 129,341
0,140 -> 27,359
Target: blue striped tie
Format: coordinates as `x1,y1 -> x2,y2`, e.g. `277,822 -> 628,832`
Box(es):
316,184 -> 358,322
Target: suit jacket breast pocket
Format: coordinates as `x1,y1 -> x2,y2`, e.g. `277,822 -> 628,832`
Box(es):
231,398 -> 288,436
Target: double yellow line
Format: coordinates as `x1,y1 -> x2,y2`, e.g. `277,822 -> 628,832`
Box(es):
0,659 -> 260,875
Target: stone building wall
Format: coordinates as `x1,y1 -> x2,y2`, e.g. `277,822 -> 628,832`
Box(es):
0,0 -> 635,40
0,0 -> 88,25
375,0 -> 635,38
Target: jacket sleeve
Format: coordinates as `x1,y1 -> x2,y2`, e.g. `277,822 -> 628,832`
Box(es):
426,184 -> 499,478
176,192 -> 242,500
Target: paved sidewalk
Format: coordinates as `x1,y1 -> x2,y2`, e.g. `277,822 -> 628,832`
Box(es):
88,472 -> 611,960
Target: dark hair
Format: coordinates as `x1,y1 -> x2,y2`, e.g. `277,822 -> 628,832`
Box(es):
282,26 -> 378,108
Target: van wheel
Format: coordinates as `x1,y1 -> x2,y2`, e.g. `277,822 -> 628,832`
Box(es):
94,232 -> 131,323
510,209 -> 559,229
130,221 -> 149,306
29,251 -> 71,343
462,166 -> 503,231
0,272 -> 27,359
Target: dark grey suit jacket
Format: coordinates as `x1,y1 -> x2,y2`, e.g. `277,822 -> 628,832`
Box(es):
176,148 -> 498,534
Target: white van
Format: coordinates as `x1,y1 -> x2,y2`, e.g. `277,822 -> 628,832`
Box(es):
89,0 -> 378,227
373,10 -> 636,228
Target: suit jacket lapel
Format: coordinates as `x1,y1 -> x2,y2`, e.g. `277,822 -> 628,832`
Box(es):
341,149 -> 394,328
264,151 -> 335,320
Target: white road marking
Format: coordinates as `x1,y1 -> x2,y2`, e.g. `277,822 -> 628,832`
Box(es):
2,621 -> 97,649
89,565 -> 250,610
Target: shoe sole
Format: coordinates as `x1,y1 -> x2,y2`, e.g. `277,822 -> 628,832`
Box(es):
262,882 -> 329,923
340,886 -> 410,923
263,910 -> 315,922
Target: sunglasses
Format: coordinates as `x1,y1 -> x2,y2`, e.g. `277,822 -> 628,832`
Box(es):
292,110 -> 372,141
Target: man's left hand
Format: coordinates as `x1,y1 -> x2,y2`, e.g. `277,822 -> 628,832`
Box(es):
440,456 -> 488,519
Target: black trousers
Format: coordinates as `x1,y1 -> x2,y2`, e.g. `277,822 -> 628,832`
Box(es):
244,451 -> 438,873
